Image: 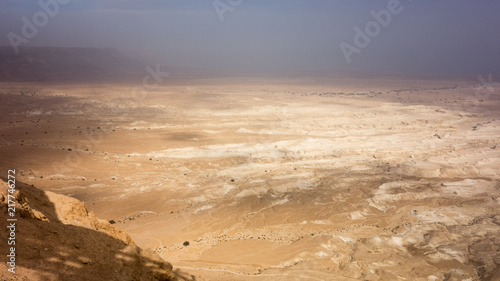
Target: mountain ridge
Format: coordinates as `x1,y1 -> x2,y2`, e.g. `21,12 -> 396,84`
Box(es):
0,46 -> 146,82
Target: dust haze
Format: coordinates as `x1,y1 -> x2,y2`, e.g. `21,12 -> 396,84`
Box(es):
1,0 -> 500,75
0,1 -> 500,281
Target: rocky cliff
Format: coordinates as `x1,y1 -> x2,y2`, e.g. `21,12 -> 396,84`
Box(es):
0,179 -> 193,281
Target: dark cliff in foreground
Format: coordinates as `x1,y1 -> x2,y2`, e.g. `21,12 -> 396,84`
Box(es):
0,179 -> 194,281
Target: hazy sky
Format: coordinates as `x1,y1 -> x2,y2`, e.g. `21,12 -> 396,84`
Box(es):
1,0 -> 499,76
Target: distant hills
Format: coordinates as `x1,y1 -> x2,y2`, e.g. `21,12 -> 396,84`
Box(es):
0,46 -> 146,82
0,46 -> 472,82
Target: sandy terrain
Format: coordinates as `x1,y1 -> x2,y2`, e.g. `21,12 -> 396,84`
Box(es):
0,76 -> 499,280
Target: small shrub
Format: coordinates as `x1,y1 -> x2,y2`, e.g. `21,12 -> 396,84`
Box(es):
183,241 -> 189,246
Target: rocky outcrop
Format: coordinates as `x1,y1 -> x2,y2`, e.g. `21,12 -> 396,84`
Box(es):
0,179 -> 191,281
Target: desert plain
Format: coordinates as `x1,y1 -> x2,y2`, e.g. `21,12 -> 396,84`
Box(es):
0,76 -> 499,280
